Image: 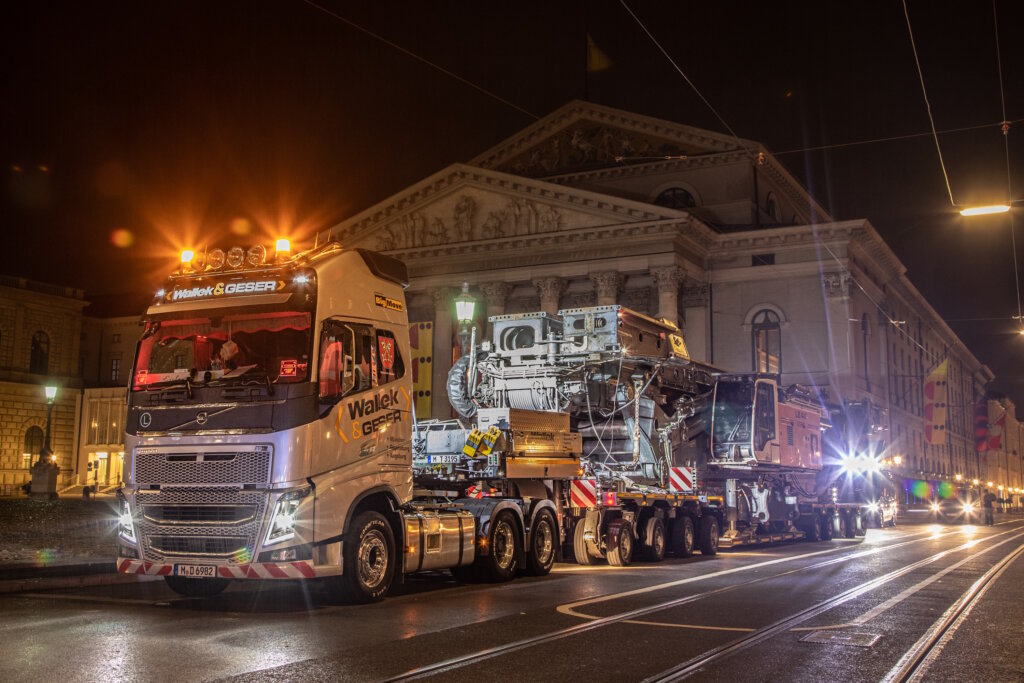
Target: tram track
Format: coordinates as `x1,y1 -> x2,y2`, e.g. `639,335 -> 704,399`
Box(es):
383,523 -> 1024,681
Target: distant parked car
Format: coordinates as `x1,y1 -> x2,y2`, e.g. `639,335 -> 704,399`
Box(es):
931,496 -> 979,524
863,495 -> 898,527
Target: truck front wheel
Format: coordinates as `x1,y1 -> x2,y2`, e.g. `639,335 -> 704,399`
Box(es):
337,511 -> 395,603
164,576 -> 230,598
698,515 -> 719,555
478,510 -> 521,581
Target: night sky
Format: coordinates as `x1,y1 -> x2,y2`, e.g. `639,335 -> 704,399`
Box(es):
2,1 -> 1023,401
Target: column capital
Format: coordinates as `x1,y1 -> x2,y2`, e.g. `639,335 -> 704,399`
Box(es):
823,272 -> 851,299
430,286 -> 454,311
651,265 -> 686,295
479,281 -> 513,308
589,271 -> 626,302
533,276 -> 567,301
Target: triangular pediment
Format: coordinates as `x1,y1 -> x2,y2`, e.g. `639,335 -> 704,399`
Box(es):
317,163 -> 693,253
469,100 -> 757,177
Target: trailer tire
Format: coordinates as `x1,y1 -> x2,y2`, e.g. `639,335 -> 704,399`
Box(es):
698,515 -> 719,556
805,514 -> 821,542
820,514 -> 834,541
573,519 -> 597,566
839,511 -> 854,538
164,576 -> 230,598
607,519 -> 634,567
525,508 -> 557,576
670,516 -> 695,558
642,518 -> 666,562
854,514 -> 867,537
335,511 -> 395,603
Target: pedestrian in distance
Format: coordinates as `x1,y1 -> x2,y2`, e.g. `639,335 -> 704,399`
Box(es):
982,488 -> 997,526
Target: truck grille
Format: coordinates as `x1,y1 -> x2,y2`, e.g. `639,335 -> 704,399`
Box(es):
137,487 -> 267,562
135,445 -> 271,486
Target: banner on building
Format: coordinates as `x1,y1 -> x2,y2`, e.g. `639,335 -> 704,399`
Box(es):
988,404 -> 1006,451
923,359 -> 948,445
409,322 -> 433,420
975,400 -> 989,453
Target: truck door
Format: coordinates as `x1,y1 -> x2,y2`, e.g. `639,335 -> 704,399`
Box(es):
752,380 -> 780,464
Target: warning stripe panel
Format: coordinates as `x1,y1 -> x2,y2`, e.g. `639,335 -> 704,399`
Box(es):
669,467 -> 695,493
117,559 -> 319,580
570,479 -> 598,508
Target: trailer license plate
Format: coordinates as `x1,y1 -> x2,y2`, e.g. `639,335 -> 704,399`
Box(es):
174,564 -> 217,578
428,454 -> 460,464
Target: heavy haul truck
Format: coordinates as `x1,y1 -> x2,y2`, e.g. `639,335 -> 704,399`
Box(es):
117,240 -> 877,601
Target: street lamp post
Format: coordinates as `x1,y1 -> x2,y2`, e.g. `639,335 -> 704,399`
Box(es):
29,385 -> 59,499
454,282 -> 476,356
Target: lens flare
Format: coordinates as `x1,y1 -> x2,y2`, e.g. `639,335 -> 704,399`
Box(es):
230,217 -> 252,236
110,228 -> 134,248
937,481 -> 955,499
911,480 -> 932,499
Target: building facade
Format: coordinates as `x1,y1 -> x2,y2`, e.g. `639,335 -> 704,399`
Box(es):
315,100 -> 998,499
0,276 -> 87,494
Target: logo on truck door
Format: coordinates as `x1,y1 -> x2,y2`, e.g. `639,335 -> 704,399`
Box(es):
334,385 -> 412,443
378,336 -> 395,370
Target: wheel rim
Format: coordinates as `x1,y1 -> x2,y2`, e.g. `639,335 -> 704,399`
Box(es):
619,526 -> 632,558
358,529 -> 388,590
710,523 -> 719,551
534,518 -> 554,566
653,526 -> 665,556
493,520 -> 515,570
684,523 -> 694,551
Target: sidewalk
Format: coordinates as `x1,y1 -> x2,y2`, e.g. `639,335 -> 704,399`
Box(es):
0,498 -> 139,593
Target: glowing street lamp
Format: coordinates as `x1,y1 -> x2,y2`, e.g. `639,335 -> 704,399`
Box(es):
30,385 -> 60,498
960,204 -> 1011,216
454,282 -> 476,355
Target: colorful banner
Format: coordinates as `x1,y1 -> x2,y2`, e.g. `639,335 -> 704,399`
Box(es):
974,400 -> 989,453
923,360 -> 948,445
988,404 -> 1006,451
409,322 -> 433,420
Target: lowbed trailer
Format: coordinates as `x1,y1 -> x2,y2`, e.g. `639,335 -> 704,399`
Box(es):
118,241 -> 881,603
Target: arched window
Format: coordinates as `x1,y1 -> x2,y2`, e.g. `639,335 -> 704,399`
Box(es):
765,192 -> 779,223
751,309 -> 781,373
24,426 -> 44,468
30,331 -> 49,374
654,187 -> 697,210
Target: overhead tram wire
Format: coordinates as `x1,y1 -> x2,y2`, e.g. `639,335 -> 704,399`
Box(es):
622,0 -> 958,366
299,0 -> 538,121
902,0 -> 957,208
992,0 -> 1023,329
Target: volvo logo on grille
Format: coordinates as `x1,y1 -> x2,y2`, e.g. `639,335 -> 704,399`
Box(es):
139,412 -> 152,428
196,412 -> 208,425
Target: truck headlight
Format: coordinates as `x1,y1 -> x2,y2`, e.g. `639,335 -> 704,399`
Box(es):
264,488 -> 310,547
866,502 -> 879,513
963,502 -> 975,513
931,502 -> 941,512
118,494 -> 136,543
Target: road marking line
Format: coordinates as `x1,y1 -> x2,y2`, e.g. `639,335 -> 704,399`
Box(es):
557,527 -> 953,619
623,620 -> 755,632
790,525 -> 1024,631
17,592 -> 163,606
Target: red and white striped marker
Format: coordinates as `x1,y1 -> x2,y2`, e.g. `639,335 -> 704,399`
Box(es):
570,479 -> 598,508
669,466 -> 695,493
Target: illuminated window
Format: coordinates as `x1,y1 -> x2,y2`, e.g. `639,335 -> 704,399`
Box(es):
110,358 -> 120,383
30,331 -> 49,374
751,309 -> 781,374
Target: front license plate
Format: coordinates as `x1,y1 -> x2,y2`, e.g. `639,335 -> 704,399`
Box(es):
174,564 -> 217,578
428,455 -> 460,464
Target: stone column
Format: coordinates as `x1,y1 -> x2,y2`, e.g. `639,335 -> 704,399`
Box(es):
589,271 -> 625,307
823,272 -> 854,394
681,283 -> 710,363
533,277 -> 567,316
430,287 -> 453,419
651,266 -> 686,326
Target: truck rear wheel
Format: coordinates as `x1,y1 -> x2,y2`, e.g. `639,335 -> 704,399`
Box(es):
670,516 -> 695,558
524,508 -> 557,576
336,511 -> 395,603
805,514 -> 821,542
698,515 -> 719,555
478,510 -> 520,581
642,518 -> 666,562
573,518 -> 598,566
820,514 -> 833,541
164,576 -> 229,598
839,511 -> 853,538
607,519 -> 634,567
854,514 -> 867,537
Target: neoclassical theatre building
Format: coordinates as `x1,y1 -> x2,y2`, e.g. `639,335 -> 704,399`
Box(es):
317,100 -> 1013,500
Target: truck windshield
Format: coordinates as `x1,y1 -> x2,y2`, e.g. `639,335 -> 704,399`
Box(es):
712,381 -> 753,455
133,310 -> 311,390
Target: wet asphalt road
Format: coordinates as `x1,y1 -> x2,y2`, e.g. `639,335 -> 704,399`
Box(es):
3,515 -> 1024,682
